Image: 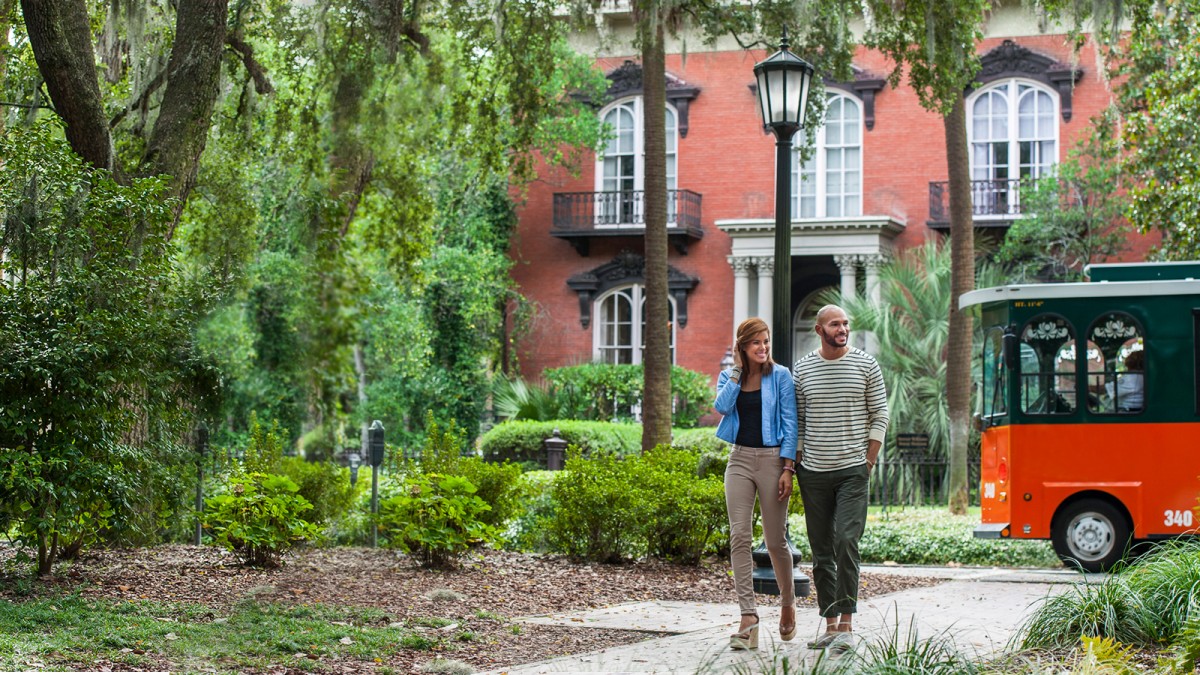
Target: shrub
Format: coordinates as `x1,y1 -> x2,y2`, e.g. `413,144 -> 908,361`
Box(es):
501,470 -> 557,552
241,413 -> 286,474
378,473 -> 496,567
456,457 -> 522,527
204,472 -> 321,568
639,447 -> 728,563
543,446 -> 729,563
478,420 -> 641,466
544,364 -> 714,428
277,457 -> 359,529
546,449 -> 649,562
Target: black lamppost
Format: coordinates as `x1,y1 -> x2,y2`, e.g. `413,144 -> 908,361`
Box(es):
751,31 -> 815,601
753,29 -> 815,364
194,423 -> 208,546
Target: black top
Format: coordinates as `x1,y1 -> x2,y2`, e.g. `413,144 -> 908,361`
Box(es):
734,389 -> 766,447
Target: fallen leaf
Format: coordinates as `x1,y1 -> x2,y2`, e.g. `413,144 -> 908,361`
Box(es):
165,633 -> 178,640
339,637 -> 353,645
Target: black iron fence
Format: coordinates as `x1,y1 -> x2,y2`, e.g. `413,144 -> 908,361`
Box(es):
869,455 -> 982,508
552,189 -> 703,231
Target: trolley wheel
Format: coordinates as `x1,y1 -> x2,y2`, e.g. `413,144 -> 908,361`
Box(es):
1051,498 -> 1131,572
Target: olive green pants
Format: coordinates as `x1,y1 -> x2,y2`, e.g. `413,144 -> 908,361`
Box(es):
797,462 -> 870,618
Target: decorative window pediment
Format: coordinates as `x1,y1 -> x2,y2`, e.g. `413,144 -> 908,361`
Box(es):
971,40 -> 1084,121
566,251 -> 699,328
605,61 -> 700,137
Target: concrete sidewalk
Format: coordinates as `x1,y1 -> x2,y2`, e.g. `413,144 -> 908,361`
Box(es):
480,565 -> 1097,674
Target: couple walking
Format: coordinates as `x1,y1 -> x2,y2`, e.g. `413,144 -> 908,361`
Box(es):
714,306 -> 889,651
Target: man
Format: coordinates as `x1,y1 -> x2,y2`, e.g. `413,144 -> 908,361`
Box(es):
792,304 -> 889,650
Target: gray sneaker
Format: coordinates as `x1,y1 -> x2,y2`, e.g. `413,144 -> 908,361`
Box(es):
828,631 -> 855,652
807,632 -> 839,649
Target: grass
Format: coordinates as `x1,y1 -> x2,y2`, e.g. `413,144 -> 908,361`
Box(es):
0,594 -> 448,673
1014,537 -> 1200,652
788,506 -> 1061,568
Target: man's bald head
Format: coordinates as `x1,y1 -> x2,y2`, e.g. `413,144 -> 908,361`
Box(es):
815,304 -> 848,326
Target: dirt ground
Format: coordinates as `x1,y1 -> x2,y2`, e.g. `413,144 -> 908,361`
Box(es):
2,545 -> 941,673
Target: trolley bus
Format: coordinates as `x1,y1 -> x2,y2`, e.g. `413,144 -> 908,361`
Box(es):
962,262 -> 1200,571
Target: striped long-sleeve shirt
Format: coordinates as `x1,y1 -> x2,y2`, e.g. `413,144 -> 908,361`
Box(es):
792,347 -> 890,472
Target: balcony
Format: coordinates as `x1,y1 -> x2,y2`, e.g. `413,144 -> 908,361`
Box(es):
927,178 -> 1027,230
551,189 -> 704,256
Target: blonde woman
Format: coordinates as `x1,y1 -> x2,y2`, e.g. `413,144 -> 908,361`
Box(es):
714,317 -> 799,650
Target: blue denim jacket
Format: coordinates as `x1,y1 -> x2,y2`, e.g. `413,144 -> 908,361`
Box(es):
713,364 -> 798,460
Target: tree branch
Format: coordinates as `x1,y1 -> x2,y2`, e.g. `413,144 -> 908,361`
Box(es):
225,35 -> 274,94
109,69 -> 167,129
0,101 -> 56,111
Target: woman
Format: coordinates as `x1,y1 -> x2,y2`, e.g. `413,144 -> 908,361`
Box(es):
714,317 -> 799,650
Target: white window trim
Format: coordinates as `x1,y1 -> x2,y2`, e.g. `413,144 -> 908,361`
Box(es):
966,79 -> 1061,222
592,284 -> 677,365
792,92 -> 864,220
595,97 -> 679,229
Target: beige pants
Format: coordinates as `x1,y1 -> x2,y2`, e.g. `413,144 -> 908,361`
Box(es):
725,444 -> 795,616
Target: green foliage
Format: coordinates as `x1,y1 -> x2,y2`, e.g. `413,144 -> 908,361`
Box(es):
0,121 -> 201,574
478,420 -> 642,466
456,458 -> 522,527
1118,0 -> 1200,258
204,472 -> 321,568
377,473 -> 496,568
638,447 -> 729,563
501,470 -> 558,552
492,377 -> 564,422
0,595 -> 427,671
841,622 -> 979,675
544,447 -> 728,564
670,428 -> 730,478
789,508 -> 1060,568
1017,538 -> 1200,653
543,364 -> 715,428
276,457 -> 359,529
545,450 -> 649,563
995,112 -> 1131,282
242,414 -> 286,475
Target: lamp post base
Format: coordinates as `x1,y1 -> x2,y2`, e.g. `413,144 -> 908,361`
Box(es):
750,540 -> 812,597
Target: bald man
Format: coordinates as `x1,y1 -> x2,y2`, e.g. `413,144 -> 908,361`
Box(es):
792,305 -> 889,650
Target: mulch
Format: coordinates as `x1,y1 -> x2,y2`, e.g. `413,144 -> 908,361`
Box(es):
1,545 -> 942,673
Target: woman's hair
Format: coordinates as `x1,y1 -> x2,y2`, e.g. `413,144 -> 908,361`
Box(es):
1124,349 -> 1145,371
735,317 -> 774,376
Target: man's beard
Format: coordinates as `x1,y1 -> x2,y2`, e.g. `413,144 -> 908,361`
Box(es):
821,331 -> 847,349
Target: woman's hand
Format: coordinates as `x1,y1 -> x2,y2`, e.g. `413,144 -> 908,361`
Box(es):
777,468 -> 794,501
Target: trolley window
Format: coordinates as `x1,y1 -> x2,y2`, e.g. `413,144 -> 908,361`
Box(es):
982,326 -> 1007,419
1020,315 -> 1075,415
1087,312 -> 1144,415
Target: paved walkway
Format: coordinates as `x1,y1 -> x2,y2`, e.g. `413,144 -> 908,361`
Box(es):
480,565 -> 1099,674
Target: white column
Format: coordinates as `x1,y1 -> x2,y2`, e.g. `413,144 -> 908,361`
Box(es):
864,254 -> 885,305
729,256 -> 753,336
834,254 -> 859,302
755,256 -> 774,329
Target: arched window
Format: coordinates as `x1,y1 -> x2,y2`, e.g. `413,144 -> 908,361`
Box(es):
792,93 -> 863,219
594,284 -> 676,364
969,80 -> 1058,216
1019,314 -> 1075,414
1087,312 -> 1145,414
596,98 -> 678,226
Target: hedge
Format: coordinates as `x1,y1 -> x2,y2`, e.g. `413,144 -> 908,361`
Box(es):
478,420 -> 642,466
543,364 -> 714,428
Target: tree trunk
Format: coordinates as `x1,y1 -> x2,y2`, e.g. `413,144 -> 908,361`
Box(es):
640,19 -> 672,452
944,95 -> 974,515
142,0 -> 228,227
20,0 -> 113,170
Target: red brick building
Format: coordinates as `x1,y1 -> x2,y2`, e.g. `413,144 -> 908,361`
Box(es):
508,8 -> 1157,383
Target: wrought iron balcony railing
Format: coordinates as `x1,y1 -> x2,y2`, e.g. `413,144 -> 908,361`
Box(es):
553,189 -> 703,232
927,178 -> 1026,228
